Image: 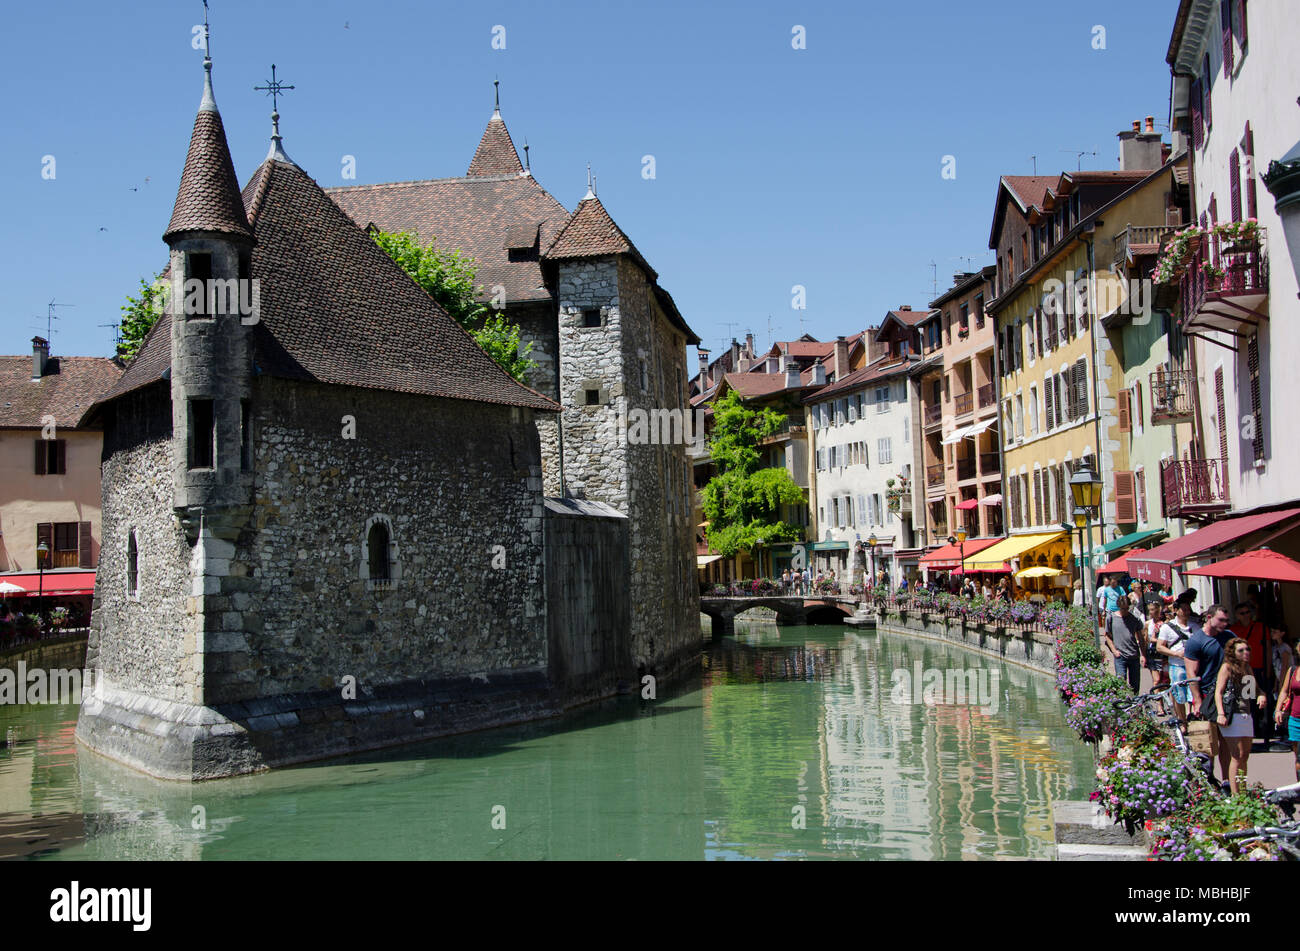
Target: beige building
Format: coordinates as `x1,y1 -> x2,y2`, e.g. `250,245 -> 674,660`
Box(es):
0,338 -> 121,595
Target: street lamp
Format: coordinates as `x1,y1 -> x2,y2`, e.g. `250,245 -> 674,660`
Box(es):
36,540 -> 49,635
1070,461 -> 1103,647
867,533 -> 878,587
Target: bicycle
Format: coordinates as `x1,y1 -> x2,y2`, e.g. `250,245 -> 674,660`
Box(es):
1114,686 -> 1220,796
1265,781 -> 1300,819
1221,819 -> 1300,860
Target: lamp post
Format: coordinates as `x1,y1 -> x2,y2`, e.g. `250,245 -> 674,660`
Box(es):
1069,461 -> 1103,646
955,526 -> 967,594
36,540 -> 49,636
868,533 -> 878,588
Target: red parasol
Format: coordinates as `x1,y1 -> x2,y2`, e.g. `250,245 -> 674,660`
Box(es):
1182,548 -> 1300,583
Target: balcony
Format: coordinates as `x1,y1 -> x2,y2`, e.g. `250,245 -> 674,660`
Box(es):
1180,230 -> 1269,335
956,457 -> 976,481
977,383 -> 996,409
924,403 -> 942,429
978,452 -> 1000,476
1149,369 -> 1195,424
1114,224 -> 1177,268
1161,457 -> 1230,520
954,392 -> 973,416
926,464 -> 945,488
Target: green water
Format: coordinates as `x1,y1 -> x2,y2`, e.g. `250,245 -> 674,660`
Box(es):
0,625 -> 1093,860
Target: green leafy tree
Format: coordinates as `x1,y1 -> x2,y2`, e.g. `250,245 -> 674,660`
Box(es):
372,229 -> 536,383
701,389 -> 806,562
117,274 -> 168,360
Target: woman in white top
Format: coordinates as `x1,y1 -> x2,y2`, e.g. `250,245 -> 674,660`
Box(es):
1157,600 -> 1200,725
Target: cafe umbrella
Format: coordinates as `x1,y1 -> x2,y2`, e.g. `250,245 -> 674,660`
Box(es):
1183,548 -> 1300,583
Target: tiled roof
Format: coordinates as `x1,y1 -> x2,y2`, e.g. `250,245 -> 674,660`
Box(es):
0,356 -> 122,428
886,309 -> 929,327
544,196 -> 656,279
327,174 -> 570,305
803,355 -> 915,402
467,114 -> 525,177
721,372 -> 797,399
93,157 -> 559,417
1001,176 -> 1058,213
164,109 -> 254,242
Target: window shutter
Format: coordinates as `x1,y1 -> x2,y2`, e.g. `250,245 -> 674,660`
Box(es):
1074,359 -> 1089,418
1222,0 -> 1234,77
1238,0 -> 1248,50
79,521 -> 94,568
1245,123 -> 1258,219
1248,334 -> 1264,462
1115,471 -> 1137,523
36,523 -> 53,567
1118,389 -> 1131,433
34,439 -> 46,475
56,440 -> 66,474
1136,470 -> 1148,524
1229,149 -> 1241,221
1191,78 -> 1204,149
1135,382 -> 1143,431
1203,56 -> 1213,128
1215,367 -> 1228,462
1033,470 -> 1044,527
1044,373 -> 1055,429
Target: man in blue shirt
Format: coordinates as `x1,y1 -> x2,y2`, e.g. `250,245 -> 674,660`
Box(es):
1185,602 -> 1232,784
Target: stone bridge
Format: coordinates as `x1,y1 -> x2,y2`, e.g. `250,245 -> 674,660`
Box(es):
699,595 -> 859,641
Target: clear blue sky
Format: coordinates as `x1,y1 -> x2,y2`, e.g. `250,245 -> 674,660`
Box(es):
1,0 -> 1177,359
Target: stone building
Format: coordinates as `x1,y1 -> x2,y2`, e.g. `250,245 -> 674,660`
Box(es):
327,88 -> 700,674
76,51 -> 689,780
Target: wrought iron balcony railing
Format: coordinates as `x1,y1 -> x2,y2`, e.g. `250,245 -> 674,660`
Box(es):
1160,457 -> 1230,519
1150,368 -> 1195,424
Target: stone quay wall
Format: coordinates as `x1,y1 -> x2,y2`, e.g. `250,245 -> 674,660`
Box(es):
876,609 -> 1057,674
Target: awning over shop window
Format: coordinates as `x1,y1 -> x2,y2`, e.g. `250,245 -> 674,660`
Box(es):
919,537 -> 1002,570
940,427 -> 970,445
696,554 -> 723,567
965,532 -> 1065,572
0,571 -> 96,597
1128,508 -> 1300,586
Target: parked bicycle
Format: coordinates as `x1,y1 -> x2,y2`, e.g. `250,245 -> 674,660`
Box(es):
1221,819 -> 1300,860
1114,686 -> 1219,796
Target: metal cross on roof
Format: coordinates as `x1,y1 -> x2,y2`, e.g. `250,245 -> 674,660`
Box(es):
254,64 -> 295,113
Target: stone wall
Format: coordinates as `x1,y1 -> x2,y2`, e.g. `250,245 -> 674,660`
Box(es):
544,497 -> 630,704
876,610 -> 1057,673
89,382 -> 200,703
615,257 -> 700,674
206,377 -> 548,703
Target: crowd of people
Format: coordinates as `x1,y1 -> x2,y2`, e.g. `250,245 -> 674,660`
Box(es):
1094,572 -> 1297,794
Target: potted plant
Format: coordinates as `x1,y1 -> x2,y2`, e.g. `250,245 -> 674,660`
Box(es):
1201,261 -> 1226,288
1214,218 -> 1260,253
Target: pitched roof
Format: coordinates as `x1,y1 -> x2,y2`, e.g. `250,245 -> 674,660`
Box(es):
467,113 -> 525,177
327,174 -> 570,304
1001,176 -> 1058,213
164,72 -> 254,242
94,157 -> 559,417
544,195 -> 656,279
0,356 -> 122,428
885,308 -> 929,327
804,355 -> 915,402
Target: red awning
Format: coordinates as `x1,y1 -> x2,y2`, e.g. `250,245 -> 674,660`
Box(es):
1128,508 -> 1300,586
1097,548 -> 1148,575
0,571 -> 96,597
919,537 -> 1002,570
1184,548 -> 1300,583
955,499 -> 980,511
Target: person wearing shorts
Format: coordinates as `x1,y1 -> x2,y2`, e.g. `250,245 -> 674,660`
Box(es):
1216,638 -> 1268,795
1158,601 -> 1198,725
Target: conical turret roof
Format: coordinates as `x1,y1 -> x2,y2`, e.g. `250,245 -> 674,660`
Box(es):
467,112 -> 524,177
164,62 -> 254,242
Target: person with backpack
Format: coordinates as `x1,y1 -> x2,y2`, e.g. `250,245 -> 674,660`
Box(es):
1104,596 -> 1148,692
1157,598 -> 1200,725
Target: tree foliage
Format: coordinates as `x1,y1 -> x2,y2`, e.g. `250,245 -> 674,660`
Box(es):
701,389 -> 806,558
372,229 -> 536,383
117,274 -> 168,360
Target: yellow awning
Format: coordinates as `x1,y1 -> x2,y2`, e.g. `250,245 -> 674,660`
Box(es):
697,554 -> 723,567
965,532 -> 1065,572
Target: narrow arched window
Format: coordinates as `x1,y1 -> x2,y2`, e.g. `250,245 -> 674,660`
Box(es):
126,530 -> 139,598
367,523 -> 390,582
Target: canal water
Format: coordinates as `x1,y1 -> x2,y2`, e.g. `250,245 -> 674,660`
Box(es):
0,624 -> 1093,860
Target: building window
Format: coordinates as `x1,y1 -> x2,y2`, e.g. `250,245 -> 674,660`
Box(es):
877,437 -> 892,465
34,438 -> 66,475
188,399 -> 215,469
582,309 -> 601,328
875,386 -> 890,412
1015,395 -> 1024,440
639,357 -> 649,391
126,529 -> 139,598
974,294 -> 985,329
585,389 -> 600,406
367,522 -> 390,582
187,252 -> 213,316
1029,386 -> 1039,436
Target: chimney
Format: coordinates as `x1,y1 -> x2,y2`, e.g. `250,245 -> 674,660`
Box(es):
729,338 -> 740,370
784,357 -> 801,389
744,332 -> 754,358
810,360 -> 826,386
899,305 -> 912,311
697,348 -> 710,386
833,335 -> 849,380
1118,118 -> 1163,171
865,328 -> 887,364
32,336 -> 49,380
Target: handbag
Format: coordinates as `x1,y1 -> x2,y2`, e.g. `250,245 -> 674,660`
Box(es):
1220,676 -> 1240,725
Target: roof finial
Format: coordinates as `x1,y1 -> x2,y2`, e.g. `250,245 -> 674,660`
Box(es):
255,64 -> 296,163
199,0 -> 217,112
493,77 -> 501,117
523,137 -> 530,173
583,163 -> 595,200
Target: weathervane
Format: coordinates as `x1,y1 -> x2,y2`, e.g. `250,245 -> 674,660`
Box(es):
255,64 -> 295,114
